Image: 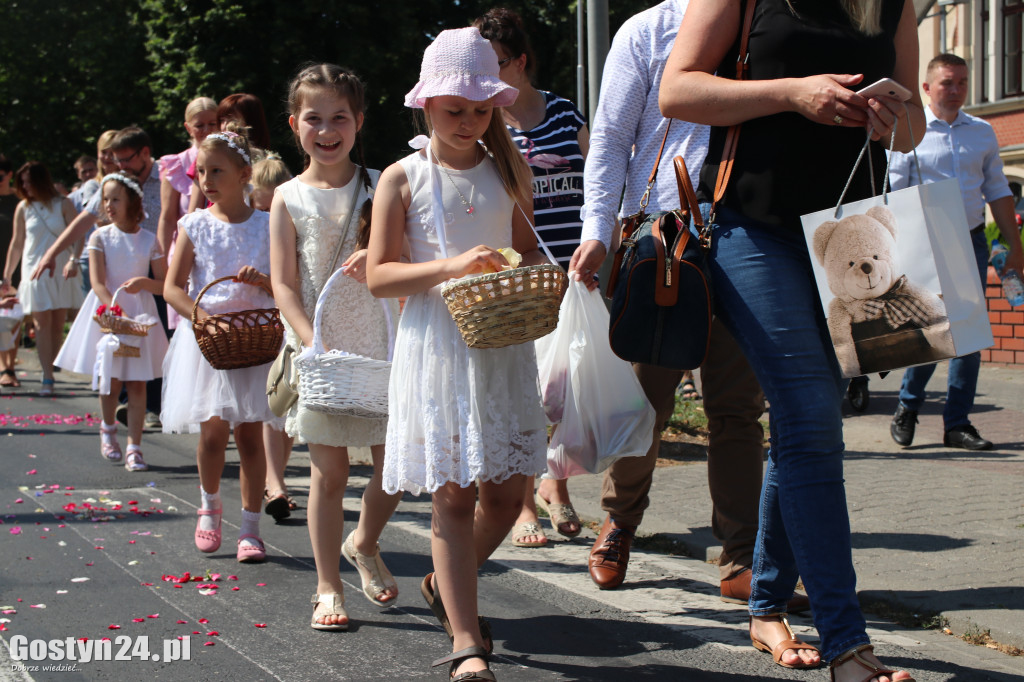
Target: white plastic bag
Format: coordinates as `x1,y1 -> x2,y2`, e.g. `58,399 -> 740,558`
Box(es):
534,309 -> 570,425
545,278 -> 655,478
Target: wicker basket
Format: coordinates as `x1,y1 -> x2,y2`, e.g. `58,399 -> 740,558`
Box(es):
295,268 -> 393,418
191,276 -> 284,371
441,264 -> 565,349
92,286 -> 156,337
113,342 -> 141,358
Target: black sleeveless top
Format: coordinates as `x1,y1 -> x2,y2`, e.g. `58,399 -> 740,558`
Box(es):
697,0 -> 906,229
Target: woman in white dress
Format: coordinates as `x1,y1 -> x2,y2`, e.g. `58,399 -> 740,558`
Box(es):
1,161 -> 84,395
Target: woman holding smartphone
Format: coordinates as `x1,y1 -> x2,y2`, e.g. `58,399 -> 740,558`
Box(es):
660,1 -> 923,681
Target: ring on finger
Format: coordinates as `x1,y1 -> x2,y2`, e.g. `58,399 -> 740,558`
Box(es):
833,114 -> 844,125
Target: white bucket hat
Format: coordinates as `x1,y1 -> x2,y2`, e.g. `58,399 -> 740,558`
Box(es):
404,27 -> 519,109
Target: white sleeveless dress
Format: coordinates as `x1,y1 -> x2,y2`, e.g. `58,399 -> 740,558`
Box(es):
277,172 -> 399,447
382,149 -> 547,496
160,209 -> 278,433
55,225 -> 168,382
17,198 -> 84,313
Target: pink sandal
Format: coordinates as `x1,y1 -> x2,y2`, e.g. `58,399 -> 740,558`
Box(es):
236,534 -> 267,563
100,424 -> 122,462
195,508 -> 222,553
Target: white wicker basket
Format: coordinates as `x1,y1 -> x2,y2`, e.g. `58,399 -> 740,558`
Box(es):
294,268 -> 394,418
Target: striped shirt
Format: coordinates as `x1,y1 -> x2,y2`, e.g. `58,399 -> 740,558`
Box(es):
506,91 -> 587,269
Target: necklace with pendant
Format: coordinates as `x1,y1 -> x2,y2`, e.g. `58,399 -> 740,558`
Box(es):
434,144 -> 478,217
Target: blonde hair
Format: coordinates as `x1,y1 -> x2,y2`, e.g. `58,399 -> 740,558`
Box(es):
422,104 -> 532,201
184,97 -> 217,121
251,156 -> 292,190
784,0 -> 882,35
97,129 -> 118,154
199,131 -> 253,169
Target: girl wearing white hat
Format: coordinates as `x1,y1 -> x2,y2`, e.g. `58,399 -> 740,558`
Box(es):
367,26 -> 548,682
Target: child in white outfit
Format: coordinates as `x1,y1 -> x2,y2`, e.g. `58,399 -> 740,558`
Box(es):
366,27 -> 548,681
56,172 -> 168,471
162,132 -> 276,564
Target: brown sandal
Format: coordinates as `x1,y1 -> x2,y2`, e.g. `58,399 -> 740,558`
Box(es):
420,573 -> 493,655
830,644 -> 915,682
750,614 -> 820,669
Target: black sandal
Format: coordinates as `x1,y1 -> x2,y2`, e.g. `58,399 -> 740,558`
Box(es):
0,369 -> 19,388
420,573 -> 493,655
432,645 -> 495,681
680,379 -> 701,400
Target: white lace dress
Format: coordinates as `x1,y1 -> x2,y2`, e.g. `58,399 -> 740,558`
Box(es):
160,209 -> 278,433
55,225 -> 168,383
277,172 -> 399,447
382,149 -> 547,496
17,198 -> 85,313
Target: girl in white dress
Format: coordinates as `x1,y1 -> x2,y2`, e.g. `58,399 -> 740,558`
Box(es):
367,28 -> 547,681
1,162 -> 84,395
163,132 -> 276,564
56,173 -> 168,471
270,64 -> 401,631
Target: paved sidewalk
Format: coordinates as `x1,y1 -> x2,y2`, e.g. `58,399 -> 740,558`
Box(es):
564,363 -> 1024,651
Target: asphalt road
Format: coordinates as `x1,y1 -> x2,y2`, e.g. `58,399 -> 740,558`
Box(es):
1,370 -> 1022,681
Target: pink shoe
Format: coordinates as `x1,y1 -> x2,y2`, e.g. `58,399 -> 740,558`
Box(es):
101,442 -> 123,462
195,508 -> 222,553
236,535 -> 267,563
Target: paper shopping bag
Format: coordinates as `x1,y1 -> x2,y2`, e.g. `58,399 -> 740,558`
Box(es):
801,177 -> 992,378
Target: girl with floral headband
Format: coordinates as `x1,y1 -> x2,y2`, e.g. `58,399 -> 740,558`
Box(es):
55,172 -> 169,471
367,27 -> 547,681
162,131 -> 279,563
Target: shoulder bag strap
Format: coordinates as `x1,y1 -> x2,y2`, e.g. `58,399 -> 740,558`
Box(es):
316,170 -> 367,300
709,0 -> 758,233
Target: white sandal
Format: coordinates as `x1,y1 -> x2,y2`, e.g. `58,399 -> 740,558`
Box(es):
310,593 -> 348,631
342,532 -> 398,608
100,424 -> 122,462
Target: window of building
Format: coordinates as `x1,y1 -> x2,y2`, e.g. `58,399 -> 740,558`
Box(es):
1004,0 -> 1024,96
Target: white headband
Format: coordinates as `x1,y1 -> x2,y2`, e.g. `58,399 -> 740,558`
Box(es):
205,133 -> 251,165
101,173 -> 144,198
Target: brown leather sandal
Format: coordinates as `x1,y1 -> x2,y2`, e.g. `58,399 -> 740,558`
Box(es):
750,614 -> 820,669
830,644 -> 915,682
421,573 -> 493,655
432,645 -> 495,681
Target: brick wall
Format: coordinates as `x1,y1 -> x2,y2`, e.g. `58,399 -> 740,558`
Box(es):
984,110 -> 1024,148
982,266 -> 1024,364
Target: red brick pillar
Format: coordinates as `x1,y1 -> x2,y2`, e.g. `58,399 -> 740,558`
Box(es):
984,265 -> 1024,364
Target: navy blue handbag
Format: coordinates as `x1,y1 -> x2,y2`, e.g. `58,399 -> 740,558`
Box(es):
606,155 -> 712,370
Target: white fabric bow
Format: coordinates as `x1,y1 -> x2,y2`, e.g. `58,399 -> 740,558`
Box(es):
92,334 -> 121,395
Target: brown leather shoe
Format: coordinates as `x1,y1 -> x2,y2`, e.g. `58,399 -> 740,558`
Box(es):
588,516 -> 636,590
720,568 -> 811,614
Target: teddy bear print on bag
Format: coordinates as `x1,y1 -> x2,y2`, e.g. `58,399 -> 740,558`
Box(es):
812,205 -> 955,376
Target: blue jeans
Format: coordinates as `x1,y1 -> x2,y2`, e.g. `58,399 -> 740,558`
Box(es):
898,230 -> 989,430
708,207 -> 866,662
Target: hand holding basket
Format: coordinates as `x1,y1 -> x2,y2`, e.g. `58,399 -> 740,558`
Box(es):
191,275 -> 284,370
294,267 -> 394,418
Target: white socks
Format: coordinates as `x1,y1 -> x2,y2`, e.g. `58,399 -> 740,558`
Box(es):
100,422 -> 118,447
199,487 -> 221,532
239,508 -> 261,547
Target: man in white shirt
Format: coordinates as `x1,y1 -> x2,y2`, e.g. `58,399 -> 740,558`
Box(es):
32,126 -> 161,282
569,0 -> 807,613
888,53 -> 1024,450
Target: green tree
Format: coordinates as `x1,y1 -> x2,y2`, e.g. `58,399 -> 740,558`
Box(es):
0,0 -> 151,184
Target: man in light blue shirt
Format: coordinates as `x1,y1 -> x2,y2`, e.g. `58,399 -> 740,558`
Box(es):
888,53 -> 1024,451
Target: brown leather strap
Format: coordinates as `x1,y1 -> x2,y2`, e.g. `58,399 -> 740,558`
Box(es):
712,0 -> 758,211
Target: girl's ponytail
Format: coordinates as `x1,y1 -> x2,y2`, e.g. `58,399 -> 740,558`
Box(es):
482,113 -> 532,202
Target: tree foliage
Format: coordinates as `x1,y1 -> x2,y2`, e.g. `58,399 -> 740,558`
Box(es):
1,0 -> 651,184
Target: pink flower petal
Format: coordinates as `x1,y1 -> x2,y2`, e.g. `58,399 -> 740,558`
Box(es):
206,631 -> 218,636
203,641 -> 215,646
176,620 -> 187,624
132,618 -> 145,622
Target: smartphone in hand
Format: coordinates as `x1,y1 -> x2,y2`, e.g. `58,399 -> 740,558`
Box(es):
857,77 -> 912,102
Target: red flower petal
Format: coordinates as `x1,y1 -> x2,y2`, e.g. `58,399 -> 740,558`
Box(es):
108,625 -> 121,630
203,641 -> 215,646
176,620 -> 187,624
132,618 -> 144,622
206,631 -> 218,636
198,618 -> 209,624
254,623 -> 267,628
